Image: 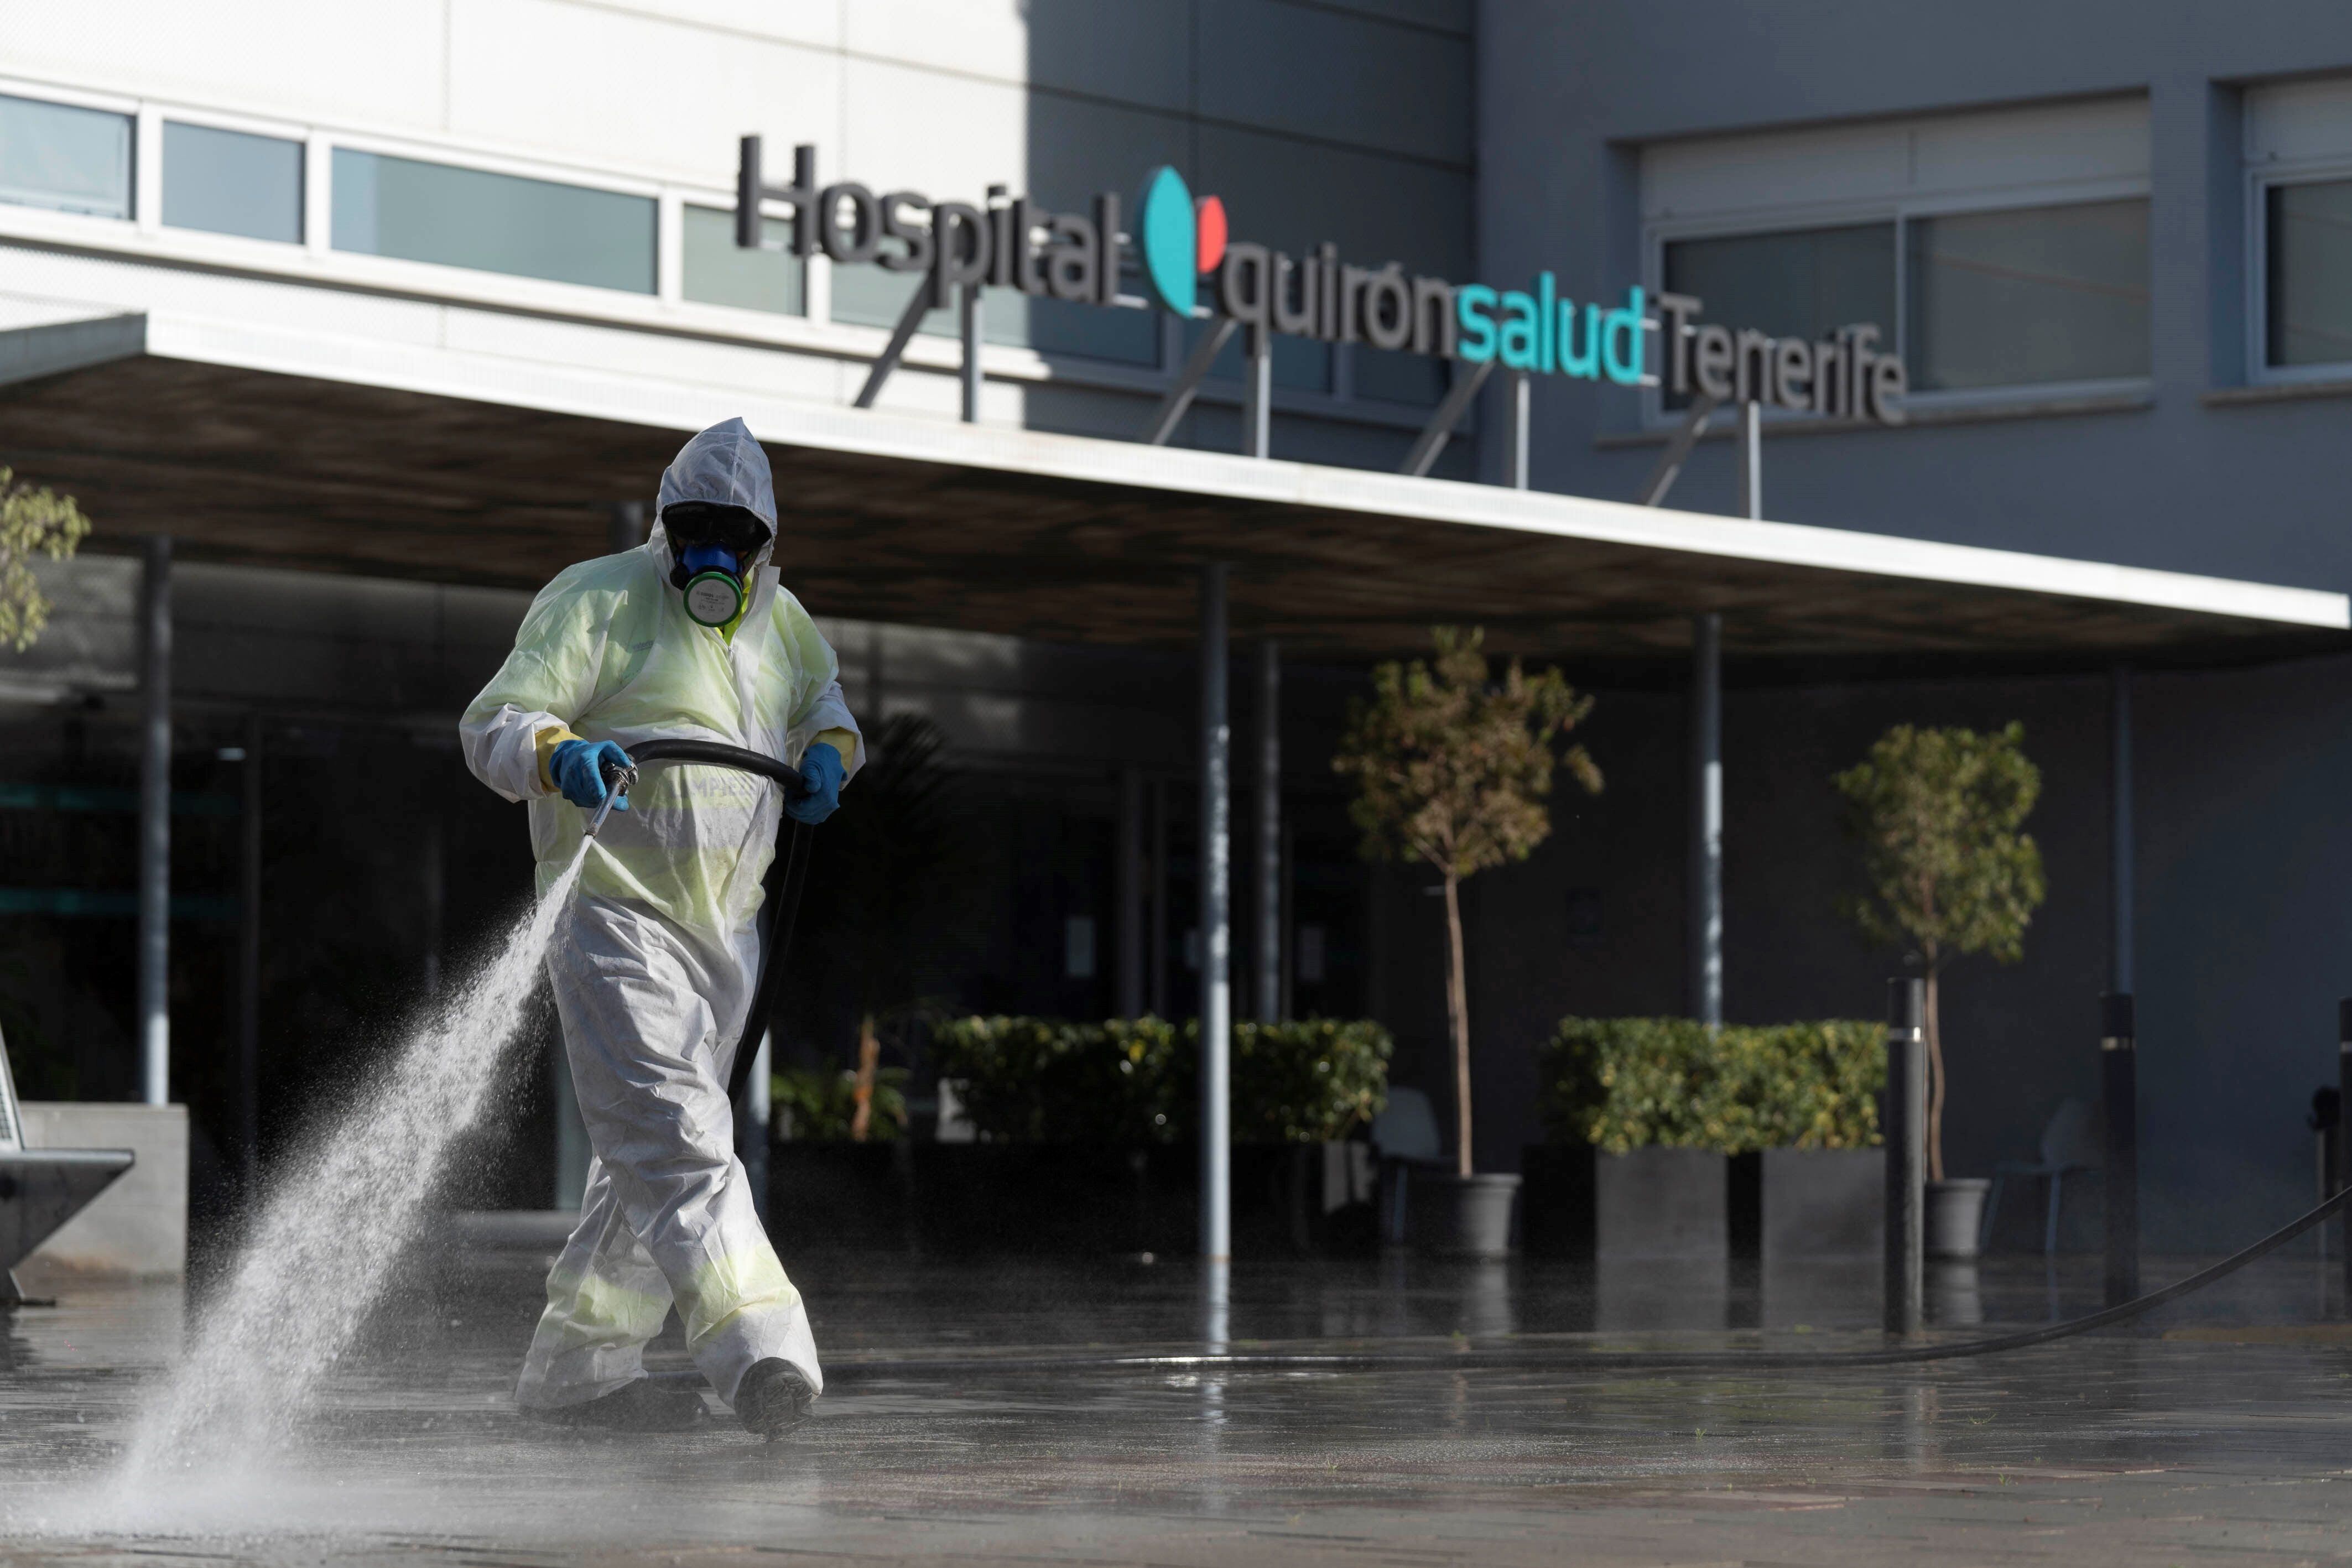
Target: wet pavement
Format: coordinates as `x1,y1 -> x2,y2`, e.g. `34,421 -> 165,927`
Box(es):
6,1235 -> 2352,1565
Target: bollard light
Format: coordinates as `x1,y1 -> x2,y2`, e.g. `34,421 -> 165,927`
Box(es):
2101,992 -> 2138,1306
1884,977 -> 1926,1336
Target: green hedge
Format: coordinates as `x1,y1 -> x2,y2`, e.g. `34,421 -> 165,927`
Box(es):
1541,1017 -> 1883,1155
771,1061 -> 909,1142
929,1015 -> 1391,1144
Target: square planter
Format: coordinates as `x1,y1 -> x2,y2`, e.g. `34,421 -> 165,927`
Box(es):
767,1140 -> 917,1254
1761,1147 -> 1883,1262
768,1140 -> 1374,1258
1520,1144 -> 1729,1262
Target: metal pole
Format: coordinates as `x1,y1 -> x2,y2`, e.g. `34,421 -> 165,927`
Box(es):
1885,977 -> 1927,1335
1636,394 -> 1721,507
2111,665 -> 2134,995
137,535 -> 171,1107
1116,767 -> 1145,1018
2101,992 -> 2138,1306
1736,399 -> 1762,519
1398,359 -> 1492,477
236,711 -> 262,1192
1504,371 -> 1530,489
1199,562 -> 1232,1261
1241,339 -> 1271,459
959,280 -> 982,424
1255,639 -> 1281,1023
1688,613 -> 1723,1028
743,1031 -> 771,1228
607,500 -> 644,554
1149,778 -> 1169,1016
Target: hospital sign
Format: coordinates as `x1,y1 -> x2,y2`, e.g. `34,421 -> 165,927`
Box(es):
736,140 -> 1907,426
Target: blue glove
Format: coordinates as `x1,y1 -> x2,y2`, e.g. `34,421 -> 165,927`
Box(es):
550,738 -> 633,812
787,742 -> 844,825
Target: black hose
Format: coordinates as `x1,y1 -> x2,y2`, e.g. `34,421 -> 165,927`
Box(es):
805,1183 -> 2352,1384
608,737 -> 811,1103
612,739 -> 2352,1382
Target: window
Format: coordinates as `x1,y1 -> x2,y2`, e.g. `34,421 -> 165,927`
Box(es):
682,204 -> 802,315
1662,223 -> 1895,406
1644,97 -> 2151,410
2265,179 -> 2352,370
164,122 -> 302,243
831,267 -> 1159,368
331,148 -> 654,294
832,267 -> 1160,367
0,93 -> 132,219
1907,201 -> 2148,390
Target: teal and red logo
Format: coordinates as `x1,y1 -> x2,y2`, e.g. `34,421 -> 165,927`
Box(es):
1136,166 -> 1225,318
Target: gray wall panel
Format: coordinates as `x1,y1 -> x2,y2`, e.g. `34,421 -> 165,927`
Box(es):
1195,0 -> 1471,163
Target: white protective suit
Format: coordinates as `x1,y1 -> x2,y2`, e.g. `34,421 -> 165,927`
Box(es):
460,418 -> 861,1411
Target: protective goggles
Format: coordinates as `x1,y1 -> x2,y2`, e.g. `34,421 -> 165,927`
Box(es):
662,503 -> 772,628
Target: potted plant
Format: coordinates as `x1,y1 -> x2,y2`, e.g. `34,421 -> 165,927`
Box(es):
1531,1016 -> 1883,1264
1333,627 -> 1601,1257
1835,723 -> 2046,1258
924,1013 -> 1391,1256
765,1058 -> 914,1252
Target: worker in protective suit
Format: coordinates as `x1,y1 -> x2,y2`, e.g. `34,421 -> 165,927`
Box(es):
460,417 -> 860,1436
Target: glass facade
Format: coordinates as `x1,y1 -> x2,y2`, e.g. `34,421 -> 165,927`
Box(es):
331,148 -> 655,294
1354,345 -> 1445,407
1906,199 -> 2148,390
163,121 -> 302,243
834,267 -> 1159,368
2266,179 -> 2352,369
682,203 -> 803,315
0,93 -> 132,220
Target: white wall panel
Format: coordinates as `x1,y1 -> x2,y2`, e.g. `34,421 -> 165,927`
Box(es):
0,244 -> 447,345
838,56 -> 1027,197
449,0 -> 840,183
442,305 -> 841,401
845,0 -> 1191,112
1645,96 -> 2148,221
548,0 -> 841,51
1,2 -> 449,133
845,0 -> 1034,91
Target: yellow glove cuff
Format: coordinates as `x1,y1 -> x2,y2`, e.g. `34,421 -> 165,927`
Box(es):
812,728 -> 857,768
534,725 -> 582,792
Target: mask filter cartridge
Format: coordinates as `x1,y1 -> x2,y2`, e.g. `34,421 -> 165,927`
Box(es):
677,543 -> 744,628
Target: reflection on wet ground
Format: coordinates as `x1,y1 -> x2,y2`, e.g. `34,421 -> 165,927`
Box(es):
6,1238 -> 2352,1565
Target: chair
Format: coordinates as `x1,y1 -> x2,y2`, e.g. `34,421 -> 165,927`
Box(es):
1979,1097 -> 2097,1256
1370,1087 -> 1449,1245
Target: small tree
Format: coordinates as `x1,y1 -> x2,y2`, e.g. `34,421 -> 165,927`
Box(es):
0,467 -> 92,652
1835,722 -> 2046,1182
1333,627 -> 1601,1176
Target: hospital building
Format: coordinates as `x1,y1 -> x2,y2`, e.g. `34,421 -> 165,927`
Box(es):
3,1 -> 2351,1260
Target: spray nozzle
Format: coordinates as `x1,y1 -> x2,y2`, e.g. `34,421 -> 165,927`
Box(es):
584,758 -> 638,838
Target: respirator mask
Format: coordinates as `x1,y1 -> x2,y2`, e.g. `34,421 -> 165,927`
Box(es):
661,501 -> 772,628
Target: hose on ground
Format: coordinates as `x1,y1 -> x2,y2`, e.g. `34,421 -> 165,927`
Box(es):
814,1184 -> 2352,1382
